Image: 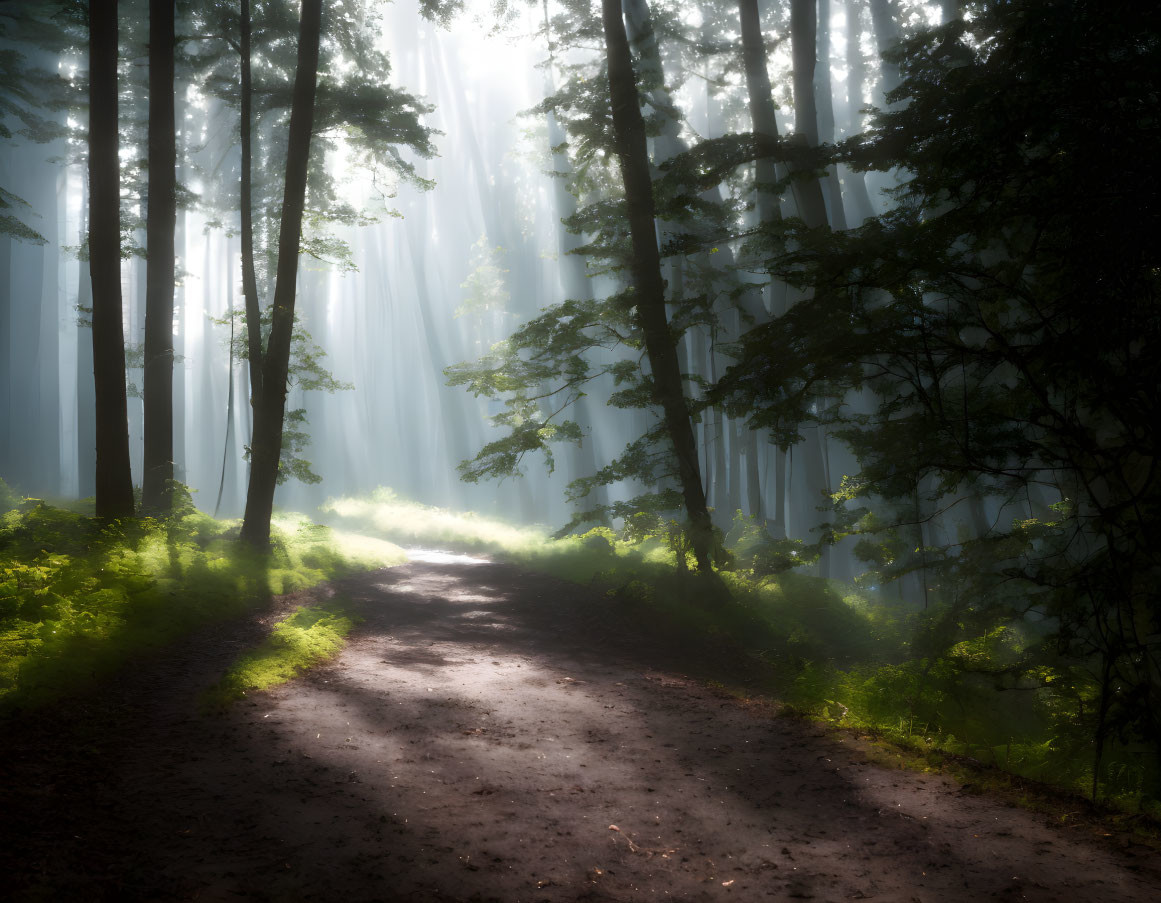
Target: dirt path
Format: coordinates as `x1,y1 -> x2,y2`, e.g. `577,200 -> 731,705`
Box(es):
3,555 -> 1160,902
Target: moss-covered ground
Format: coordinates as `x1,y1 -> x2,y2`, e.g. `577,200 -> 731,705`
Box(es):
202,597 -> 360,707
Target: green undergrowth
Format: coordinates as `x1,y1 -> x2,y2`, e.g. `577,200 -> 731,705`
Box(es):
323,488 -> 1161,818
203,598 -> 359,708
0,486 -> 405,713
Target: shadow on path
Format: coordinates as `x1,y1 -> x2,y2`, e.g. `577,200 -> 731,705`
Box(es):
2,559 -> 1159,902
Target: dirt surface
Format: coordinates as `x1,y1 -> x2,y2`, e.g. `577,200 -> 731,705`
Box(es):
2,554 -> 1160,902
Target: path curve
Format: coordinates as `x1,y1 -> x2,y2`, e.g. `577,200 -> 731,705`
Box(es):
2,558 -> 1159,902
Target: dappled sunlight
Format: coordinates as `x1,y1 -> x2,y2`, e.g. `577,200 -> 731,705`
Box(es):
323,491 -> 551,557
2,0 -> 1159,895
158,558 -> 1149,901
405,548 -> 492,565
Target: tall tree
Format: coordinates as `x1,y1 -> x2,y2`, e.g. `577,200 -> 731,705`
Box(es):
141,0 -> 177,511
738,0 -> 783,240
601,0 -> 715,574
815,0 -> 848,229
721,0 -> 1161,778
737,0 -> 789,533
239,0 -> 263,406
89,0 -> 135,518
788,0 -> 828,229
239,0 -> 323,547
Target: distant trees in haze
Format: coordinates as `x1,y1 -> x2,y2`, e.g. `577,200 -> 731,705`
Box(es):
0,0 -> 432,540
448,0 -> 1160,786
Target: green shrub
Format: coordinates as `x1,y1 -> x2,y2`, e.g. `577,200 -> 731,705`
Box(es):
0,496 -> 404,713
204,599 -> 358,706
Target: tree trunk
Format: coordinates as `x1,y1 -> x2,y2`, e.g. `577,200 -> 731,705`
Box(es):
601,0 -> 715,574
815,0 -> 849,229
869,0 -> 903,97
843,0 -> 876,223
240,0 -> 264,405
240,0 -> 323,547
790,0 -> 837,576
76,171 -> 96,498
89,0 -> 135,518
737,0 -> 787,527
738,0 -> 784,234
789,0 -> 828,229
173,77 -> 188,485
142,0 -> 177,512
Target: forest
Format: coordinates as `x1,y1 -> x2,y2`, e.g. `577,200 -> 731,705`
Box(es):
1,0 -> 1159,899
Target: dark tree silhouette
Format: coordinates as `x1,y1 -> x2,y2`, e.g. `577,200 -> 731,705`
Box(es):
89,0 -> 134,518
142,0 -> 177,512
600,0 -> 715,575
240,0 -> 323,547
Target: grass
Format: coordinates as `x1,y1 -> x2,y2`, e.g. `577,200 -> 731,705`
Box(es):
0,486 -> 405,714
321,487 -> 1161,818
203,597 -> 359,707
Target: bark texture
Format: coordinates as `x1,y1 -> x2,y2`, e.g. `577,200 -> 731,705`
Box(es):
89,0 -> 135,518
601,0 -> 715,574
787,0 -> 828,229
142,0 -> 177,511
240,0 -> 323,547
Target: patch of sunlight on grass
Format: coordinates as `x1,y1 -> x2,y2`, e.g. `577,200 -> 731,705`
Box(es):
321,488 -> 684,589
0,493 -> 406,714
321,488 -> 551,556
203,599 -> 358,707
329,529 -> 411,570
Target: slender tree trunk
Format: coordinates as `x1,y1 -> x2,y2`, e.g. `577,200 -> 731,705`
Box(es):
789,0 -> 828,229
869,0 -> 902,97
240,0 -> 263,405
173,79 -> 187,485
240,0 -> 323,547
739,0 -> 783,235
142,0 -> 177,511
738,0 -> 786,527
0,206 -> 9,482
601,0 -> 715,575
214,260 -> 236,518
89,0 -> 135,518
790,0 -> 836,576
843,0 -> 876,223
76,171 -> 96,497
815,0 -> 848,229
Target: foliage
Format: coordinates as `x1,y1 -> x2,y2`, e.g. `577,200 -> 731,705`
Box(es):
203,597 -> 358,706
447,0 -> 743,546
0,5 -> 73,244
187,0 -> 437,287
456,235 -> 511,321
701,0 -> 1161,797
724,511 -> 819,576
0,492 -> 404,713
218,308 -> 352,485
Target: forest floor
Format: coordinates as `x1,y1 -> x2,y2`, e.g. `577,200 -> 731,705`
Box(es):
2,553 -> 1160,902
